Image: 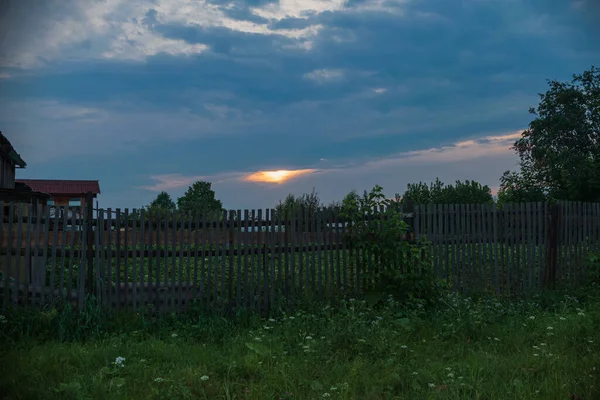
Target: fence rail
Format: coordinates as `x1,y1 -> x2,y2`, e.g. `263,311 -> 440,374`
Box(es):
1,200 -> 599,314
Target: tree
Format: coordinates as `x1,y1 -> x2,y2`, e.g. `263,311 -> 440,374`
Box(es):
400,178 -> 493,206
510,66 -> 600,202
273,189 -> 321,221
497,170 -> 546,204
143,191 -> 177,219
176,181 -> 224,216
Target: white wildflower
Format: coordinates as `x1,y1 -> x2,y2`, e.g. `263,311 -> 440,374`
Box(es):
200,375 -> 209,381
114,356 -> 126,368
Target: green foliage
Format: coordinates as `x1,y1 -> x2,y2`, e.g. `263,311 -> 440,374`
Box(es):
497,170 -> 547,204
401,178 -> 493,206
585,253 -> 600,285
341,185 -> 440,305
274,188 -> 321,222
512,65 -> 600,202
143,191 -> 177,219
176,181 -> 224,215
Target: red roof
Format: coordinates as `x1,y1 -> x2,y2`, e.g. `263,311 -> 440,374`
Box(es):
15,179 -> 101,195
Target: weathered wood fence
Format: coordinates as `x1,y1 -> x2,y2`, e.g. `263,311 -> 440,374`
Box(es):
1,199 -> 598,313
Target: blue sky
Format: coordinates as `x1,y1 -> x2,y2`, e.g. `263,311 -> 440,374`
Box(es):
1,0 -> 598,210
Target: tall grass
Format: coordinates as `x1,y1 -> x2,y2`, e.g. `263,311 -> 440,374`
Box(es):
1,284 -> 599,399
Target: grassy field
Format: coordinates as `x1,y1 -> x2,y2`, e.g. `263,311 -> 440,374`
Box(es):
1,285 -> 600,399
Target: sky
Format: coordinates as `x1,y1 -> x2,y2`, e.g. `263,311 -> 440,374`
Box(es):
0,0 -> 598,211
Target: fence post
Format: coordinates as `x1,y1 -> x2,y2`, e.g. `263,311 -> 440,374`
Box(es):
544,203 -> 559,288
85,192 -> 95,295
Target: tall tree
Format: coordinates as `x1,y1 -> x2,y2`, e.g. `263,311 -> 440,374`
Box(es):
400,178 -> 493,205
176,181 -> 223,215
497,170 -> 546,204
510,66 -> 600,202
144,191 -> 176,218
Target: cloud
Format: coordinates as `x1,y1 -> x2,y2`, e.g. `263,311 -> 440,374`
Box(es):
303,68 -> 345,82
0,72 -> 10,79
0,0 -> 415,69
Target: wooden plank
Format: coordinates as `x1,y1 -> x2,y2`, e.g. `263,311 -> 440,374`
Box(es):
491,203 -> 500,295
58,207 -> 68,302
12,204 -> 23,304
255,209 -> 262,314
460,204 -> 467,292
591,203 -> 600,253
228,210 -> 235,313
303,207 -> 310,298
442,204 -> 449,283
193,211 -> 200,307
171,211 -> 178,312
41,204 -> 50,304
297,207 -> 304,298
269,209 -> 276,312
154,212 -> 162,311
449,204 -> 457,290
236,209 -> 243,312
115,209 -> 122,311
326,208 -> 334,299
482,204 -> 489,292
334,209 -> 341,297
139,210 -> 146,309
316,208 -> 323,300
432,204 -> 439,281
67,208 -> 77,305
131,210 -> 138,311
105,209 -> 112,307
565,202 -> 572,284
200,210 -> 208,311
504,204 -> 511,295
340,208 -> 348,295
277,209 -> 285,303
249,210 -> 256,311
97,209 -> 106,305
536,202 -> 543,288
479,204 -> 488,293
467,204 -> 475,291
207,210 -> 215,311
143,210 -> 151,309
220,210 -> 228,313
263,209 -> 271,314
0,202 -> 8,307
78,207 -> 86,310
525,203 -> 533,293
178,212 -> 186,312
472,204 -> 479,291
123,209 -> 130,309
576,202 -> 583,283
23,204 -> 32,305
242,210 -> 249,310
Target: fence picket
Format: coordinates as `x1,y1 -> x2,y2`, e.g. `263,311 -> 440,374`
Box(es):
131,209 -> 138,311
1,202 -> 9,307
41,204 -> 50,305
124,209 -> 130,310
237,209 -> 243,312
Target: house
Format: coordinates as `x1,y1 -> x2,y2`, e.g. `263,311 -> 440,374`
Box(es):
16,179 -> 101,217
0,131 -> 52,211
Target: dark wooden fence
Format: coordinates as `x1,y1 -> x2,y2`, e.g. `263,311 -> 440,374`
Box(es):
1,200 -> 599,313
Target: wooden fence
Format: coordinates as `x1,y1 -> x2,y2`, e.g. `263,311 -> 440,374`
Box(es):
1,200 -> 599,314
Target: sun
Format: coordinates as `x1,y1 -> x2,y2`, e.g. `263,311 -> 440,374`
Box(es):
244,169 -> 316,184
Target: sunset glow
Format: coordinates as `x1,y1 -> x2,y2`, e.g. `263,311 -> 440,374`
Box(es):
243,169 -> 316,184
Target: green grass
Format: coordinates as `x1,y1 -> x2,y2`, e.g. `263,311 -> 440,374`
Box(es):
1,286 -> 600,399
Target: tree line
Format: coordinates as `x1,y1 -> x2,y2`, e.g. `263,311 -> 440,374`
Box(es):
142,66 -> 600,217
